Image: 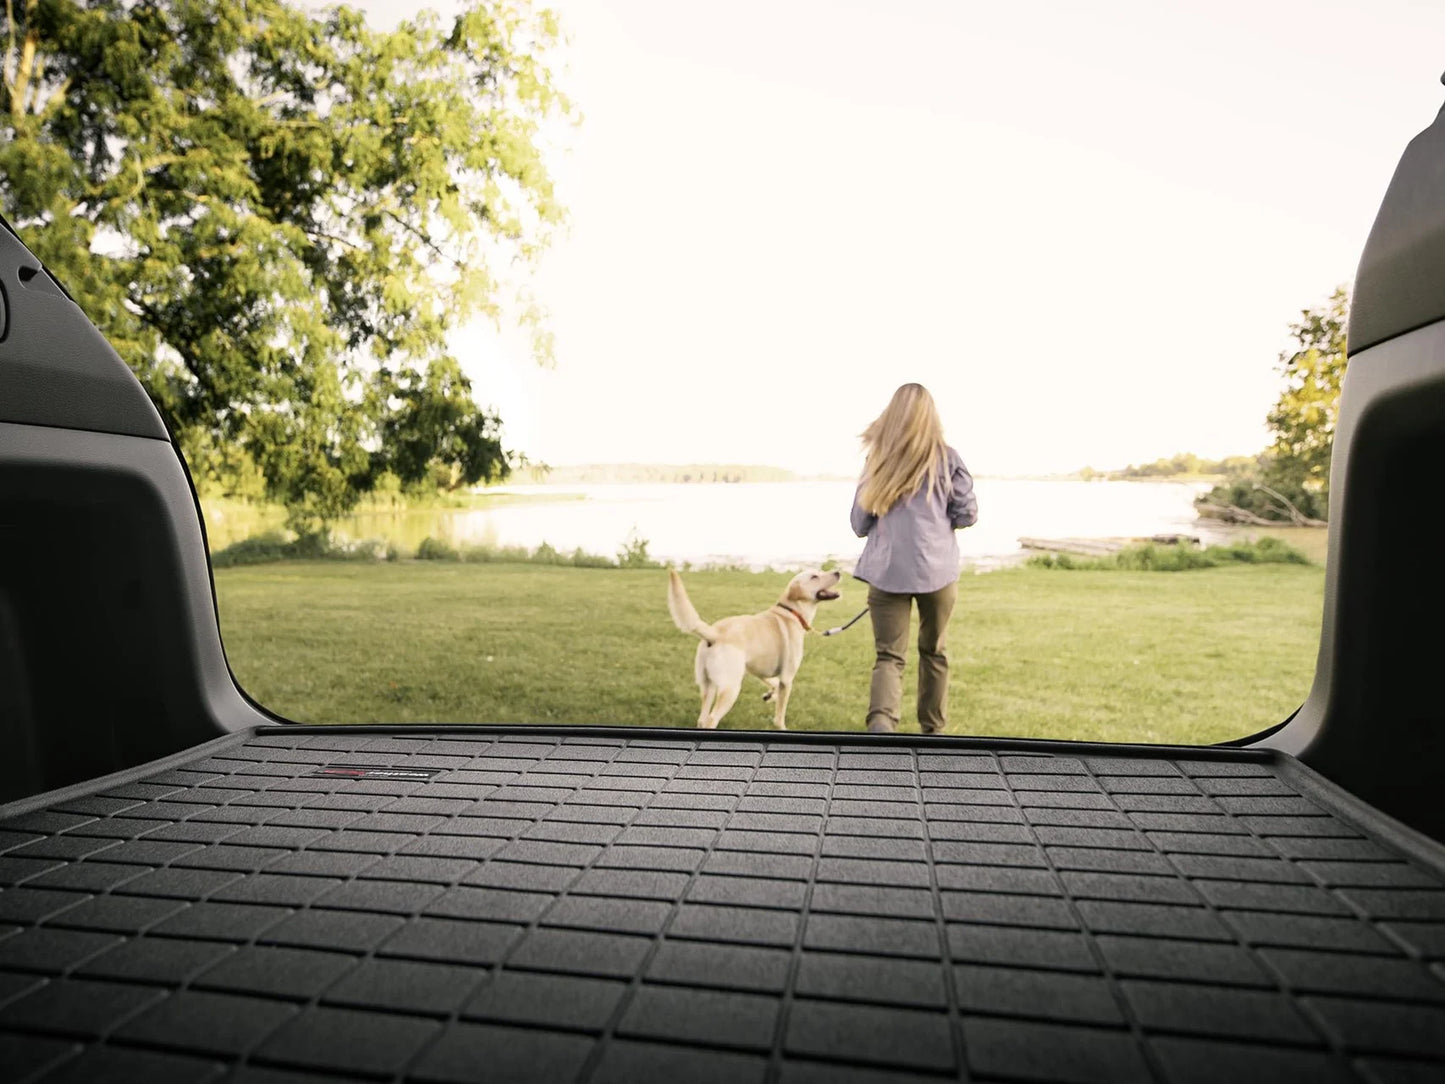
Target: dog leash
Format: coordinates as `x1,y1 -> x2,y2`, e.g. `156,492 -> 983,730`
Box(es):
821,607 -> 869,637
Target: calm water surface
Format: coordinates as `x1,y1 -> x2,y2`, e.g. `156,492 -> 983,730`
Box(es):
221,479 -> 1223,569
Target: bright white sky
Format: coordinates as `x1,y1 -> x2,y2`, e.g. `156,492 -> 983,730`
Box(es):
360,0 -> 1445,476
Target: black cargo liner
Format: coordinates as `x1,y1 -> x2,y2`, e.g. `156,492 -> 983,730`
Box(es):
1,726 -> 1444,1083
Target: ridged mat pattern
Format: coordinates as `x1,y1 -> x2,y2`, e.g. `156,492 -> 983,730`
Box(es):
1,729 -> 1445,1083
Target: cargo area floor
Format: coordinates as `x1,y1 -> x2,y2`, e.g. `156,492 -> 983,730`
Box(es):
2,726 -> 1445,1083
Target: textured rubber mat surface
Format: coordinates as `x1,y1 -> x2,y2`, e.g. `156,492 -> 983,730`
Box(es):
2,728 -> 1445,1083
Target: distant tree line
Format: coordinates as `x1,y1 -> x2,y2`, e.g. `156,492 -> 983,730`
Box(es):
534,464 -> 800,485
1078,454 -> 1258,482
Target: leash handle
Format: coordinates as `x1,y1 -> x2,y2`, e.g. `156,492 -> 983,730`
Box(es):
821,607 -> 870,637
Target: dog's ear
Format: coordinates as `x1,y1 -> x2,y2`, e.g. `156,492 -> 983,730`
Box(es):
786,579 -> 807,602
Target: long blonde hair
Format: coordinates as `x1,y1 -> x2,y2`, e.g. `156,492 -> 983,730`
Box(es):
858,383 -> 948,516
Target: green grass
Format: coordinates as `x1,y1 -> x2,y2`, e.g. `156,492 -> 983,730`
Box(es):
1027,536 -> 1309,572
1227,526 -> 1328,565
215,561 -> 1325,745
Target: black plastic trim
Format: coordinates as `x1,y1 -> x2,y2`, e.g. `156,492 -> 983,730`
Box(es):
1350,96 -> 1445,354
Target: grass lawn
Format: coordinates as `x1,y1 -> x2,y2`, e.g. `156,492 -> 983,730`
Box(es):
215,561 -> 1325,746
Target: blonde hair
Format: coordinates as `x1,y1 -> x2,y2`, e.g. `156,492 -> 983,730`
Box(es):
858,383 -> 949,516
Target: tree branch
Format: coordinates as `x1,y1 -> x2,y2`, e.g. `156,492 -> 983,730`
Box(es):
127,294 -> 217,402
383,207 -> 463,270
3,0 -> 15,107
304,226 -> 363,252
10,2 -> 37,121
1252,482 -> 1326,527
1195,501 -> 1278,526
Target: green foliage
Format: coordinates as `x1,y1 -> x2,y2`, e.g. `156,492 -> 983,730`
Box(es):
1195,472 -> 1328,524
415,536 -> 462,562
0,0 -> 571,527
1268,286 -> 1349,498
412,533 -> 658,568
211,529 -> 392,567
1027,536 -> 1309,572
453,541 -> 534,563
210,531 -> 298,568
1103,454 -> 1258,481
615,529 -> 657,569
567,546 -> 615,569
1207,535 -> 1311,565
185,431 -> 269,502
1116,453 -> 1204,479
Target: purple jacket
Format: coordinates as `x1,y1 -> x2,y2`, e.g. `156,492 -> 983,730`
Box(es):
849,446 -> 978,594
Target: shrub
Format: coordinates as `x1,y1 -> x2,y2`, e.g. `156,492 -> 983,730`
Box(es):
569,546 -> 614,569
617,529 -> 659,569
1196,470 -> 1327,525
211,530 -> 392,567
416,537 -> 461,561
457,542 -> 533,563
1113,542 -> 1218,572
1027,536 -> 1309,572
211,531 -> 295,568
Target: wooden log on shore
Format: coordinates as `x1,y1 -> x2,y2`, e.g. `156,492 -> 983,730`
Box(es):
1018,537 -> 1126,557
1019,534 -> 1202,557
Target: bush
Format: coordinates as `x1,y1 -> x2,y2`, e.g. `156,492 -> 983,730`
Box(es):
1204,535 -> 1310,566
211,531 -> 295,568
442,539 -> 625,567
1112,542 -> 1219,572
215,529 -> 671,570
617,529 -> 660,569
415,537 -> 461,561
1196,467 -> 1327,524
1027,536 -> 1309,572
211,530 -> 393,567
569,546 -> 615,569
457,542 -> 535,563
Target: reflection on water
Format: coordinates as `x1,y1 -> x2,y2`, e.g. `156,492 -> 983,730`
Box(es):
204,479 -> 1223,570
201,501 -> 286,550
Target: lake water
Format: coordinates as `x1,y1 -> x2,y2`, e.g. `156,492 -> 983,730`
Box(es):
263,479 -> 1224,570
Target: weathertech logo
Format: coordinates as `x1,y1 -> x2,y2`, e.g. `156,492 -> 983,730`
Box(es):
309,765 -> 444,781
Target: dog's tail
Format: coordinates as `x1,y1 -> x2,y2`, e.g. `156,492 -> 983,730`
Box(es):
668,569 -> 721,645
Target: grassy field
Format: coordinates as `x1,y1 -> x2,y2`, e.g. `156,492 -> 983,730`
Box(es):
215,560 -> 1325,745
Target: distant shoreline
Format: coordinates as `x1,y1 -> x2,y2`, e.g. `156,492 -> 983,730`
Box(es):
974,473 -> 1221,484
504,464 -> 852,486
499,464 -> 1226,487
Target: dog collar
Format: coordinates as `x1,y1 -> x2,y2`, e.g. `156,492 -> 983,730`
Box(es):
774,603 -> 812,632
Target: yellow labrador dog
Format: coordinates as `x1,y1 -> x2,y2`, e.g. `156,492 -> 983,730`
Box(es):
667,568 -> 842,730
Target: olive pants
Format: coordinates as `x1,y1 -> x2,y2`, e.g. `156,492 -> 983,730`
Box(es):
865,581 -> 959,734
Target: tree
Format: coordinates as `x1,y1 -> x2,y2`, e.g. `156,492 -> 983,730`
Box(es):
1,0 -> 570,528
1196,287 -> 1348,525
1265,285 -> 1349,500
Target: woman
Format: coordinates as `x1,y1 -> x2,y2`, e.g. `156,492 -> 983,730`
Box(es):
850,383 -> 978,734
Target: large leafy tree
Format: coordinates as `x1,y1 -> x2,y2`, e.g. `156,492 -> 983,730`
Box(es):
1265,285 -> 1349,498
1,0 -> 569,527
